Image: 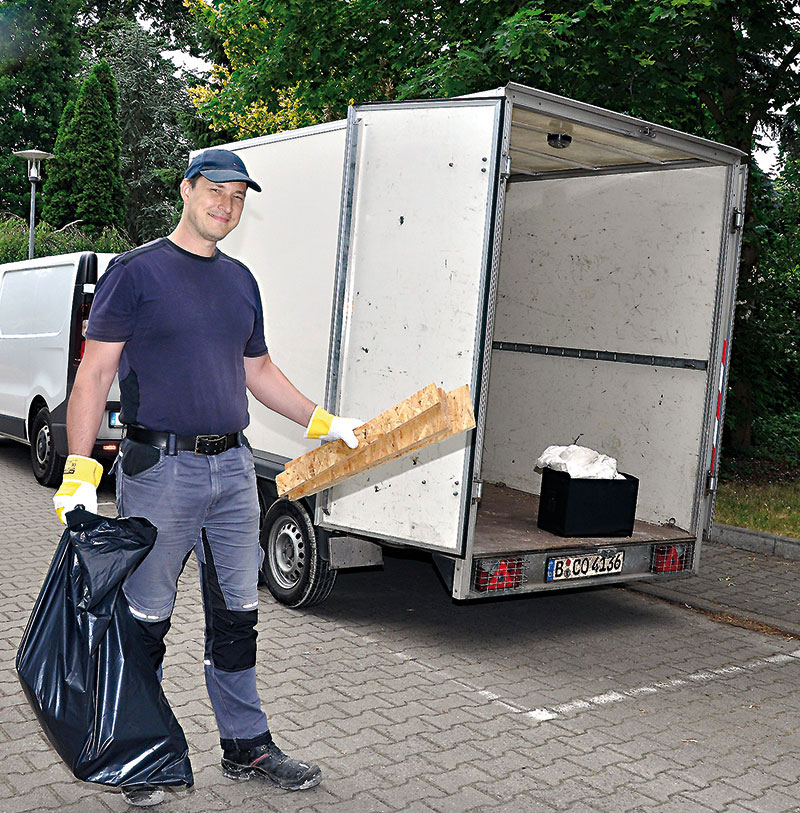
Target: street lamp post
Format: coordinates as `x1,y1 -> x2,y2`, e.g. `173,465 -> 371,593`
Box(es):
12,148 -> 54,260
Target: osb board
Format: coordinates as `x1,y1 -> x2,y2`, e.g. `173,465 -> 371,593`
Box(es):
278,383 -> 446,492
278,385 -> 475,500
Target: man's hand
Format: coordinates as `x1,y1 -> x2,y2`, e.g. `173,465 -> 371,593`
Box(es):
305,406 -> 363,449
53,455 -> 104,523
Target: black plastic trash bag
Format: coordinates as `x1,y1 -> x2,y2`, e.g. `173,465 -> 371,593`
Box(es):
16,508 -> 193,788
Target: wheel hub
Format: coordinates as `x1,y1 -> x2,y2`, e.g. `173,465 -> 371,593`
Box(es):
269,518 -> 306,589
35,425 -> 51,467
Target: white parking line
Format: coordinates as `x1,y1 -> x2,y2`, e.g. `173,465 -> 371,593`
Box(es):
350,630 -> 800,727
515,648 -> 800,724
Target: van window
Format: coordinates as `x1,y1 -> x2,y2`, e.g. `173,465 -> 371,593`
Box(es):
0,263 -> 75,336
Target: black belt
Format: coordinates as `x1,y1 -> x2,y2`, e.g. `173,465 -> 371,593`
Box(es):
125,425 -> 243,456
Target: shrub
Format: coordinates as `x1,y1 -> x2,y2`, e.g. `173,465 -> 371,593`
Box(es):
0,214 -> 132,264
752,411 -> 800,466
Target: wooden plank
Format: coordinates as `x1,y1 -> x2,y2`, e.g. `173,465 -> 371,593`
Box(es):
277,382 -> 446,493
278,384 -> 476,501
372,385 -> 476,467
282,397 -> 452,500
277,383 -> 450,497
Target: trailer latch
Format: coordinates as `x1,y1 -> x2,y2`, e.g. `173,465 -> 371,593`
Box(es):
730,208 -> 744,232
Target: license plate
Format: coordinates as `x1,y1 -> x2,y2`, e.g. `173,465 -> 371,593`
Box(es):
108,411 -> 121,428
546,551 -> 624,582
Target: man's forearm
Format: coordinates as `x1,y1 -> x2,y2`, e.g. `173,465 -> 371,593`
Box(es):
66,368 -> 113,457
245,356 -> 316,427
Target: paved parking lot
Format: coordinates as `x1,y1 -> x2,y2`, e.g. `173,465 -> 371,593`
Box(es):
1,438 -> 799,812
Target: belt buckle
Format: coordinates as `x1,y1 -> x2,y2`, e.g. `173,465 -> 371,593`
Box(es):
195,434 -> 226,455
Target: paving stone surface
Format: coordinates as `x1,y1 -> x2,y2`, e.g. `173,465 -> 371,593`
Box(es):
1,438 -> 799,812
632,540 -> 800,636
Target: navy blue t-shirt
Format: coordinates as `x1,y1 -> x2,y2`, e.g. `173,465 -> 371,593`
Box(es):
86,238 -> 268,435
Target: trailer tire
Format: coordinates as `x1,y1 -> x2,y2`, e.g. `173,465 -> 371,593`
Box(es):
260,499 -> 336,608
30,406 -> 65,487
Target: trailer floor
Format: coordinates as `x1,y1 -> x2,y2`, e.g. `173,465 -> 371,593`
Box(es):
473,482 -> 695,556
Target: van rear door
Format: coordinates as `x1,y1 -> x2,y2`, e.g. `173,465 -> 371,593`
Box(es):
318,98 -> 505,556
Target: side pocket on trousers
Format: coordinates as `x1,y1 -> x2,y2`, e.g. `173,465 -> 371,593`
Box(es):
120,440 -> 164,477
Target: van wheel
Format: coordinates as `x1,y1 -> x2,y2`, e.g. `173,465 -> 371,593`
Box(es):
30,407 -> 65,487
260,499 -> 336,608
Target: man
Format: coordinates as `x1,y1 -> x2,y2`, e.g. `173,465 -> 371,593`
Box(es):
53,149 -> 361,807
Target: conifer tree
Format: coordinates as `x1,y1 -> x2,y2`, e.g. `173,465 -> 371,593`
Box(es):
41,101 -> 78,227
92,60 -> 126,226
72,71 -> 122,236
42,63 -> 125,235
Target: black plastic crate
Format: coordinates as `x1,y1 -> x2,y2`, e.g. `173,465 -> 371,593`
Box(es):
537,468 -> 639,537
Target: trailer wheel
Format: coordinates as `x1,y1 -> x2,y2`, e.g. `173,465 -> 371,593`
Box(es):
30,406 -> 65,487
260,499 -> 336,608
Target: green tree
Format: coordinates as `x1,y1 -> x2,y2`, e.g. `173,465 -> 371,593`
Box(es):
92,59 -> 125,227
95,19 -> 197,242
41,101 -> 79,227
79,0 -> 199,51
0,0 -> 81,217
42,62 -> 125,235
70,70 -> 123,236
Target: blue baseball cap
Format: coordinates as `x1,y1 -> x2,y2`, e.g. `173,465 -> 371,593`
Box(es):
184,148 -> 262,192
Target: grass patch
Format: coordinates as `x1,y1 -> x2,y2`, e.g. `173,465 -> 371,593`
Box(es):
715,477 -> 800,539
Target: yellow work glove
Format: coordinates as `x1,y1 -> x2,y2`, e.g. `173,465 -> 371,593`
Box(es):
53,455 -> 104,524
305,406 -> 363,450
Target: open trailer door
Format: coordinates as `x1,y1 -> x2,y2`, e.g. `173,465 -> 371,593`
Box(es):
316,97 -> 506,555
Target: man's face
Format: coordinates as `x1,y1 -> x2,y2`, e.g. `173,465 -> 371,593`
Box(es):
180,175 -> 247,244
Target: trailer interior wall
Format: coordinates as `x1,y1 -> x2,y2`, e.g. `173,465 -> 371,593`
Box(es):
217,124 -> 348,461
481,165 -> 730,531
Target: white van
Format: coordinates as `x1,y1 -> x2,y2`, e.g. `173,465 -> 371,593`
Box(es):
0,252 -> 123,485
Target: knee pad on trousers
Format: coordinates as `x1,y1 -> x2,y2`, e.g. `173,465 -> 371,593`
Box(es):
134,617 -> 171,673
200,532 -> 258,673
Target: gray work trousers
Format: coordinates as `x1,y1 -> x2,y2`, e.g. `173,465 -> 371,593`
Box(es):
117,438 -> 269,747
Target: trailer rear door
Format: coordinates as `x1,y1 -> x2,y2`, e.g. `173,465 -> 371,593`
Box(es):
318,98 -> 505,555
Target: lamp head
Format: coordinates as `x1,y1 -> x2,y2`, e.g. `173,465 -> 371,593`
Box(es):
12,148 -> 55,182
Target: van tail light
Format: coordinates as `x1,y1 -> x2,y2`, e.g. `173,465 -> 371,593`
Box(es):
72,302 -> 91,365
474,557 -> 525,592
651,543 -> 694,574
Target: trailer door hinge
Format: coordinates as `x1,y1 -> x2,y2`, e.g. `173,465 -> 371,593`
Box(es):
730,208 -> 744,232
499,155 -> 512,180
472,480 -> 483,503
705,471 -> 717,493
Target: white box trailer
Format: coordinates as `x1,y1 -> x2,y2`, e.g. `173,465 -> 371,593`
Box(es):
0,252 -> 123,485
214,83 -> 746,606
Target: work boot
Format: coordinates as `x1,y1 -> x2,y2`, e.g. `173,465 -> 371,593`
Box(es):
220,740 -> 321,790
120,785 -> 165,807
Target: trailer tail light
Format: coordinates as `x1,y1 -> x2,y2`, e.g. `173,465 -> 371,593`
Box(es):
474,557 -> 525,592
651,543 -> 694,574
72,302 -> 91,365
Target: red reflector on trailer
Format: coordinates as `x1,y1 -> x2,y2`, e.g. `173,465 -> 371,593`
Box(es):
102,443 -> 118,452
474,557 -> 524,592
651,543 -> 693,574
